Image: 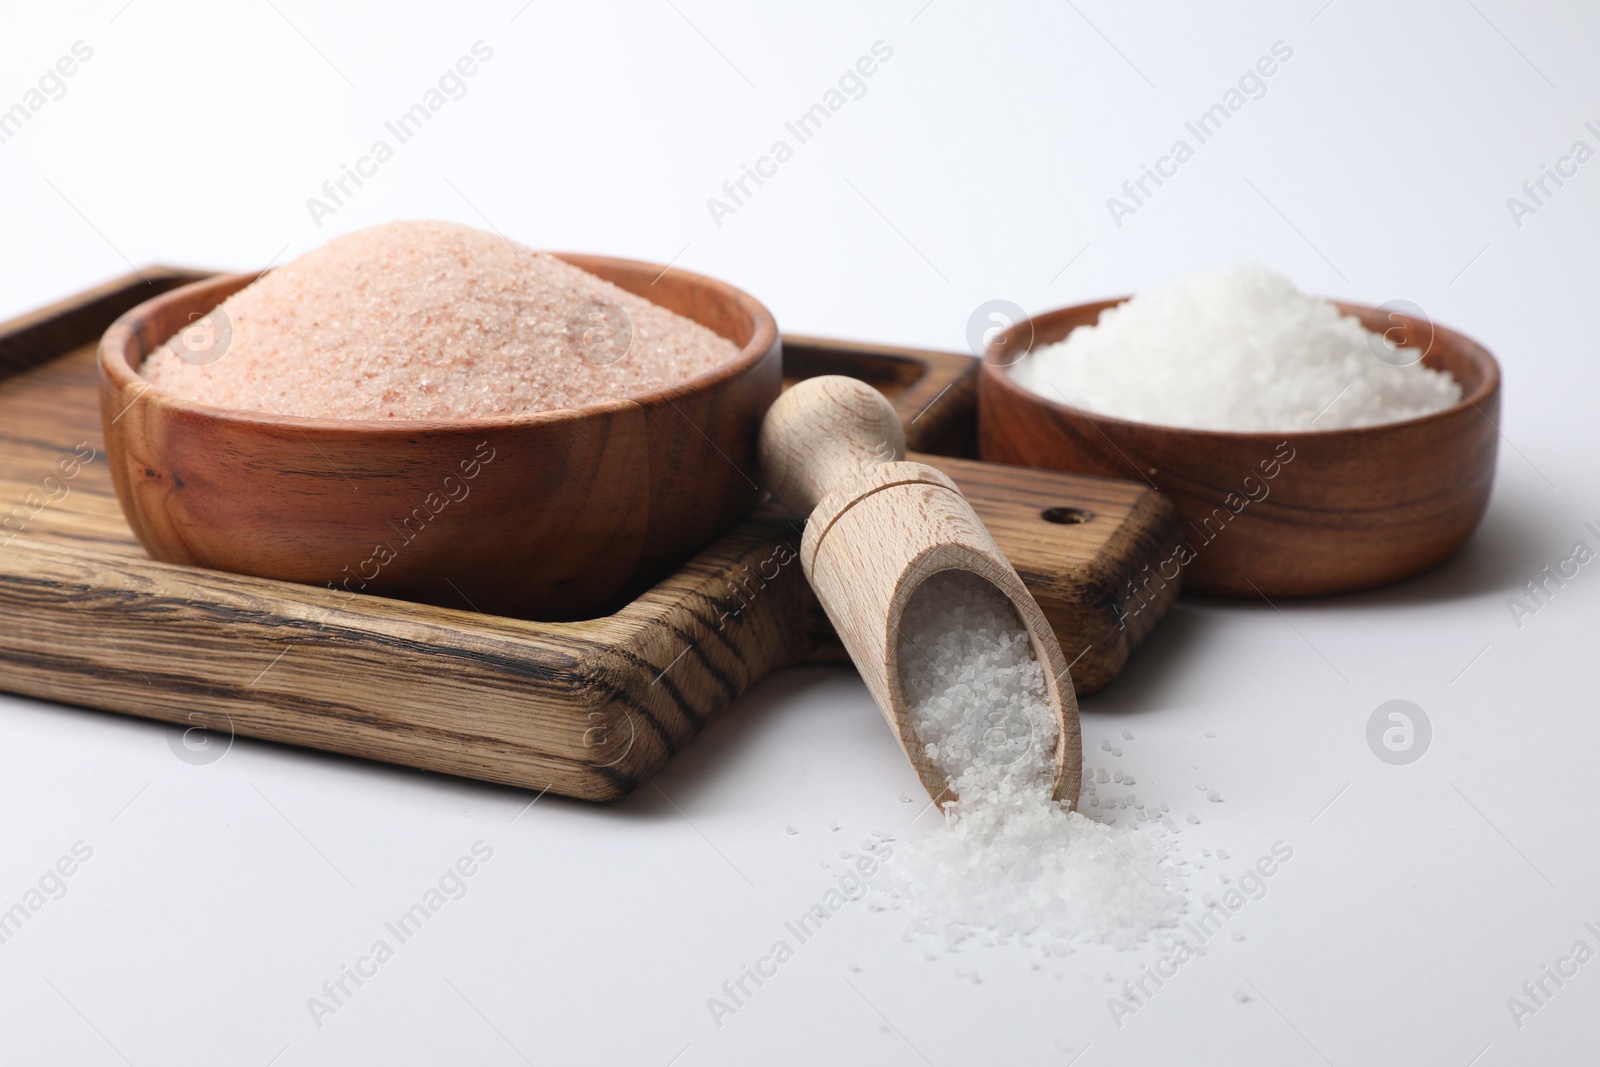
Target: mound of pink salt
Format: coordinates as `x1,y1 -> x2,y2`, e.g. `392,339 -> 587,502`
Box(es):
140,220 -> 741,419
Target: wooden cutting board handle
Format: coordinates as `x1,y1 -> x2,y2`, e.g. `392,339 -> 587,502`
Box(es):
759,376 -> 1083,807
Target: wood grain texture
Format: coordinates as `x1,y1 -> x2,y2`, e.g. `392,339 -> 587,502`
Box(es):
979,297 -> 1501,597
99,260 -> 782,621
1,273 -> 1179,800
760,376 -> 1081,806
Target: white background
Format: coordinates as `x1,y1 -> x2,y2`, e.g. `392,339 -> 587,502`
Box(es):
3,1 -> 1598,1064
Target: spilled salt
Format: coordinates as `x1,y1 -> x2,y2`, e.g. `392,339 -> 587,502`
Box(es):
141,220 -> 739,420
886,570 -> 1184,948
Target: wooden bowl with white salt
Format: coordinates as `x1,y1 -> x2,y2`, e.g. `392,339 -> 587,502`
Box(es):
98,229 -> 779,620
978,293 -> 1500,598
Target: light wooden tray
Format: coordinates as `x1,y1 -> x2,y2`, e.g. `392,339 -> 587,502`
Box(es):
0,271 -> 1180,800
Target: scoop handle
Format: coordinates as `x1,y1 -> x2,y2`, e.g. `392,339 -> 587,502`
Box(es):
758,375 -> 906,516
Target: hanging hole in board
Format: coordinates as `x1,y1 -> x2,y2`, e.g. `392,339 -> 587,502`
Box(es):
1041,506 -> 1094,526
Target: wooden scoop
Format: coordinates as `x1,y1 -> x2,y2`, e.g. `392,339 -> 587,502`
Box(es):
759,375 -> 1082,808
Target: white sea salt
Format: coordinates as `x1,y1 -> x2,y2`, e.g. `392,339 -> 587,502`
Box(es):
1009,264 -> 1461,432
887,570 -> 1184,947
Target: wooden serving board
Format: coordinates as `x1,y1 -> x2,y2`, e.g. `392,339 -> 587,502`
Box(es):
0,271 -> 1180,800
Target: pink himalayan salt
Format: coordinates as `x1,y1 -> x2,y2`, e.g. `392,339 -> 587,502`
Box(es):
140,220 -> 741,420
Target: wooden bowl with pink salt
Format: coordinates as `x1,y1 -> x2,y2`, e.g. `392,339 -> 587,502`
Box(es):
98,221 -> 780,619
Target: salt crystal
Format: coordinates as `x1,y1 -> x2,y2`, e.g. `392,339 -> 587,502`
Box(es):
888,570 -> 1184,947
1207,790 -> 1223,803
142,220 -> 739,419
1121,729 -> 1133,740
1186,813 -> 1200,824
1009,264 -> 1460,431
1205,731 -> 1217,739
785,825 -> 798,836
1216,848 -> 1230,860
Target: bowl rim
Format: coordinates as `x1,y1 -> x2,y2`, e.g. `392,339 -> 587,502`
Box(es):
99,251 -> 780,434
981,295 -> 1502,442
